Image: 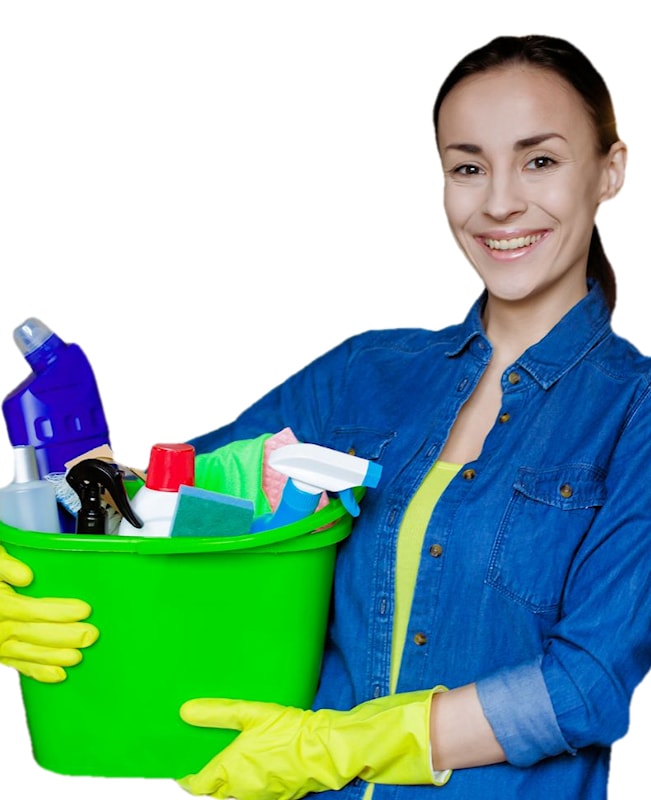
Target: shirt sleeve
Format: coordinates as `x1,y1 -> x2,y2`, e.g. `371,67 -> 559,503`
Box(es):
187,333 -> 361,454
476,658 -> 573,766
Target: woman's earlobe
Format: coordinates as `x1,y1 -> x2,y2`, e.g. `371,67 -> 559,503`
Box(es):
601,140 -> 627,201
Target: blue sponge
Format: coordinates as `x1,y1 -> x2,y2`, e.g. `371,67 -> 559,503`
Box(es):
169,484 -> 255,538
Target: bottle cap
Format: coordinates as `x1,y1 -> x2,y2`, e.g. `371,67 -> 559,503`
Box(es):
13,318 -> 54,356
145,443 -> 195,492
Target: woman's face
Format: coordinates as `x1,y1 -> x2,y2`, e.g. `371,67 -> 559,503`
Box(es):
437,65 -> 623,313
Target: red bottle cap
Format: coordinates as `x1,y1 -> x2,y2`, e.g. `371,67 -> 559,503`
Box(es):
145,443 -> 195,492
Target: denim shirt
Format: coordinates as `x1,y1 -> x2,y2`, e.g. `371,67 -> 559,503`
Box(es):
189,283 -> 651,800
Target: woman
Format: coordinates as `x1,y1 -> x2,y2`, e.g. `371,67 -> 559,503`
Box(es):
1,34 -> 649,800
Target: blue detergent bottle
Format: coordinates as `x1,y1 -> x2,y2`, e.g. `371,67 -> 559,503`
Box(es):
2,317 -> 111,479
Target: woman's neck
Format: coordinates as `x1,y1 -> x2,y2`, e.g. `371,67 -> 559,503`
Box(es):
482,284 -> 588,362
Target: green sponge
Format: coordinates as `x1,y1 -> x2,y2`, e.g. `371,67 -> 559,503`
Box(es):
169,484 -> 255,538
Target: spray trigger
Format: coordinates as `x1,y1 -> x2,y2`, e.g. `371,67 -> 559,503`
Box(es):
66,459 -> 143,535
338,487 -> 360,517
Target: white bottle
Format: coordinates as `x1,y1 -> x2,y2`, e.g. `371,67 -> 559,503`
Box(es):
0,445 -> 62,532
118,443 -> 195,537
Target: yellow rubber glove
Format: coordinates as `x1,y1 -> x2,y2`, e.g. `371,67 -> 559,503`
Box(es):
0,545 -> 99,683
178,687 -> 452,799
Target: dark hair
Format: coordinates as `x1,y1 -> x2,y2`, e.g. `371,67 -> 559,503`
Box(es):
433,35 -> 620,311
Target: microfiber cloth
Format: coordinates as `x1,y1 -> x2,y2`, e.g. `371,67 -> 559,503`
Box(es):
194,432 -> 273,517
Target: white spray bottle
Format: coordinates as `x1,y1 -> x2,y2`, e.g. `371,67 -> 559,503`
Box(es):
250,443 -> 382,532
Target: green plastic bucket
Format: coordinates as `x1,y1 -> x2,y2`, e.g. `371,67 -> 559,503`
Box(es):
0,497 -> 353,779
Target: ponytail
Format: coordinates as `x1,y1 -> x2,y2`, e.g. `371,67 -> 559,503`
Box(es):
587,225 -> 616,313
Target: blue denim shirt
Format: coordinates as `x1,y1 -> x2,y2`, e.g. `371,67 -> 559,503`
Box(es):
189,283 -> 651,799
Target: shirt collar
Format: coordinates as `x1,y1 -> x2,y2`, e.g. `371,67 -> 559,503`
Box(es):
447,281 -> 613,390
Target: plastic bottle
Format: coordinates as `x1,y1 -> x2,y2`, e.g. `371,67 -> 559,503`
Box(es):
0,445 -> 62,532
118,443 -> 195,537
2,317 -> 111,479
250,443 -> 383,532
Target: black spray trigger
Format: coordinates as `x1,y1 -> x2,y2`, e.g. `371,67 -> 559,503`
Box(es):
66,459 -> 143,534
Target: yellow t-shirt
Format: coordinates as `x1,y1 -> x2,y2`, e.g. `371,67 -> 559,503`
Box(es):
363,460 -> 461,799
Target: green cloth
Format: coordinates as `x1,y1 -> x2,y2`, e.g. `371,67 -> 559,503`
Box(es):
194,433 -> 273,517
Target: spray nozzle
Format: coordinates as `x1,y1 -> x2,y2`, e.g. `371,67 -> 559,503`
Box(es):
66,459 -> 143,535
269,443 -> 382,513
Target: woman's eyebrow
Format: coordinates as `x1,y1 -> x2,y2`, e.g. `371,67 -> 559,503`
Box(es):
444,133 -> 567,155
443,142 -> 482,154
514,132 -> 566,149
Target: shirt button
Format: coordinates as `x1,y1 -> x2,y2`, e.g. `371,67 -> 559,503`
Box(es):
414,633 -> 428,646
429,544 -> 443,558
507,371 -> 521,385
560,483 -> 573,498
462,468 -> 476,481
499,412 -> 511,423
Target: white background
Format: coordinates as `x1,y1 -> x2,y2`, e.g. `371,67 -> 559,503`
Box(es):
0,2 -> 648,798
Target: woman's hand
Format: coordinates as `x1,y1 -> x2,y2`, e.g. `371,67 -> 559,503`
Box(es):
178,688 -> 450,799
0,545 -> 99,683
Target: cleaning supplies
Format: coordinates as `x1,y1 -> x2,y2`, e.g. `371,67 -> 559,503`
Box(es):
118,443 -> 195,537
169,485 -> 255,538
65,459 -> 143,535
2,317 -> 111,479
250,443 -> 383,532
0,445 -> 61,533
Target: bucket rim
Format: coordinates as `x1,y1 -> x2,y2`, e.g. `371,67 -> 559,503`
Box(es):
0,489 -> 363,554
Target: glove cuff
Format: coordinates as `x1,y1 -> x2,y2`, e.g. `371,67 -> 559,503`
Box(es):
428,685 -> 452,786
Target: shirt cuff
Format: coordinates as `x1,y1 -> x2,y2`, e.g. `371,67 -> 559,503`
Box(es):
476,658 -> 574,767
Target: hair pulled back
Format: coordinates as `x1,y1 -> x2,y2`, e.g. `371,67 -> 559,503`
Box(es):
433,35 -> 620,311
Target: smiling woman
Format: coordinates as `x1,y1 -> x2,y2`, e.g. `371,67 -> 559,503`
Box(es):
2,32 -> 650,800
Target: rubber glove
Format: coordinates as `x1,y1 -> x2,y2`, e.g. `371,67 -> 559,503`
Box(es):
178,687 -> 452,799
0,545 -> 99,683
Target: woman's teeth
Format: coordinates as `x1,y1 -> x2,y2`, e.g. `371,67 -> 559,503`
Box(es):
484,233 -> 543,250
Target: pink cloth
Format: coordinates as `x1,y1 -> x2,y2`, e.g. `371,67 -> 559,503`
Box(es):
262,428 -> 329,511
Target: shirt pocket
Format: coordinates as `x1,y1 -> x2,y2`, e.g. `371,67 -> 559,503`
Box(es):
485,464 -> 607,616
326,426 -> 396,461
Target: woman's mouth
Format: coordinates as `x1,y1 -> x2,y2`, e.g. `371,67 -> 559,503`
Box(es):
483,233 -> 544,250
477,231 -> 548,260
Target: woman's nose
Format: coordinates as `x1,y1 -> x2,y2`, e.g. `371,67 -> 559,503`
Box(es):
482,171 -> 527,221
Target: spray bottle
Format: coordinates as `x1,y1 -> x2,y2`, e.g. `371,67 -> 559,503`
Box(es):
250,443 -> 382,532
66,459 -> 143,535
0,445 -> 62,533
2,317 -> 111,479
118,443 -> 195,537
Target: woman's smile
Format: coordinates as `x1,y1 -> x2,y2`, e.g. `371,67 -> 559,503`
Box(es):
477,230 -> 549,260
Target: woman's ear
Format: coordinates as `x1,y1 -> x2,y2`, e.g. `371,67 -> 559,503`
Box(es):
599,140 -> 627,202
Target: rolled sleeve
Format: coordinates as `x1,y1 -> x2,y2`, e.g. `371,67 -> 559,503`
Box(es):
476,657 -> 574,767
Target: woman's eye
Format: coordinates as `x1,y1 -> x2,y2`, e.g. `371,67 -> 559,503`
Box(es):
453,163 -> 484,176
526,155 -> 556,170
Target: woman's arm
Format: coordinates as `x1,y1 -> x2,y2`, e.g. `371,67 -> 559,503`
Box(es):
430,683 -> 506,770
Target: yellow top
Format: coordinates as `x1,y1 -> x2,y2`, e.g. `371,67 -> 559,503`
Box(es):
364,460 -> 461,799
390,460 -> 460,691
